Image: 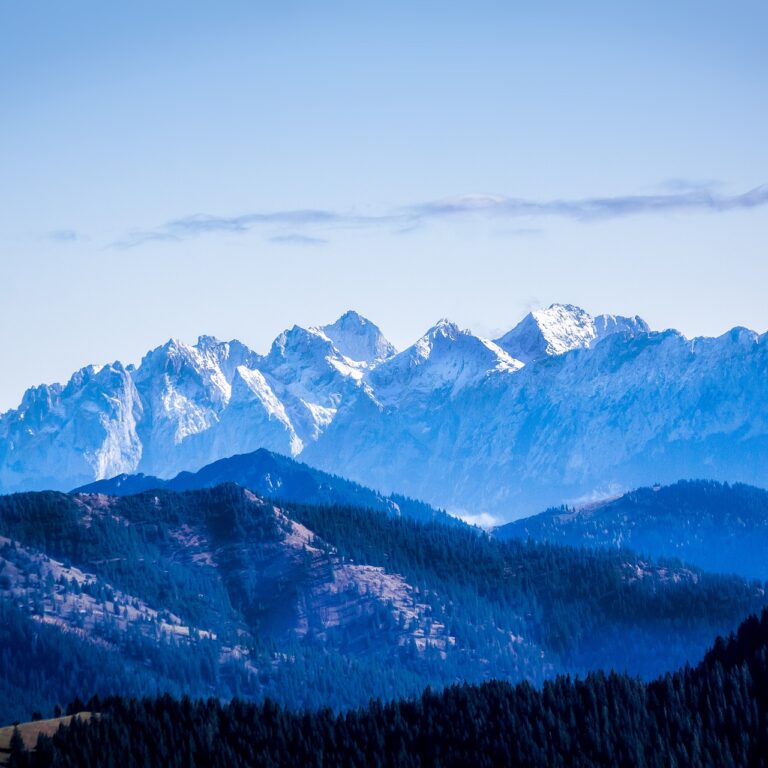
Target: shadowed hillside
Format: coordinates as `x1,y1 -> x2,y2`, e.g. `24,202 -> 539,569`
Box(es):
496,480 -> 768,580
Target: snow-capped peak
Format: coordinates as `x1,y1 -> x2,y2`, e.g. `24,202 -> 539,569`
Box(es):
135,335 -> 253,406
407,319 -> 523,372
257,323 -> 367,442
318,310 -> 397,363
412,319 -> 460,356
428,318 -> 460,337
369,319 -> 522,401
495,303 -> 649,362
265,323 -> 369,385
267,325 -> 334,362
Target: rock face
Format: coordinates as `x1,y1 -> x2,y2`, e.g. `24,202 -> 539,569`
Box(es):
1,305 -> 767,520
0,363 -> 144,492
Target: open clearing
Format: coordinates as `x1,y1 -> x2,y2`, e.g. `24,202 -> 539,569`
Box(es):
0,713 -> 92,764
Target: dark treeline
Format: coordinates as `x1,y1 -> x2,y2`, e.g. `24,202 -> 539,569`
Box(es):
10,607 -> 768,767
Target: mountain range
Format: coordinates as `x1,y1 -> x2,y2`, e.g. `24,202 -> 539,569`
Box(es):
2,304 -> 766,519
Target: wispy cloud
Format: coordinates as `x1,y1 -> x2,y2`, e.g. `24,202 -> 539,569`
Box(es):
269,234 -> 328,246
111,210 -> 346,249
406,184 -> 768,222
112,230 -> 181,249
167,210 -> 340,236
110,183 -> 768,248
47,229 -> 82,243
491,226 -> 543,238
454,511 -> 502,530
656,178 -> 724,193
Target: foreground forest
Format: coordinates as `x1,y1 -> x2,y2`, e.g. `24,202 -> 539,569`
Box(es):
8,606 -> 768,767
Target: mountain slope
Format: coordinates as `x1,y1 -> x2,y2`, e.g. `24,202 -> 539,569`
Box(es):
0,484 -> 765,722
18,607 -> 768,767
73,447 -> 457,526
495,479 -> 768,580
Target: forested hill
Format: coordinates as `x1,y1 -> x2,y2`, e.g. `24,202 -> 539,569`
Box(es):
73,447 -> 456,526
10,606 -> 768,767
496,479 -> 768,580
0,484 -> 766,723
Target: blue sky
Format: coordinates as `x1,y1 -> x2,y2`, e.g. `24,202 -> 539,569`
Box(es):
1,1 -> 766,410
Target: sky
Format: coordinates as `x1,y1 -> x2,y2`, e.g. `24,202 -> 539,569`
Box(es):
1,0 -> 766,411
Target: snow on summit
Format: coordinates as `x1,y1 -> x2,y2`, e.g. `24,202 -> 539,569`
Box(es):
495,303 -> 649,363
318,310 -> 397,363
365,319 -> 522,405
